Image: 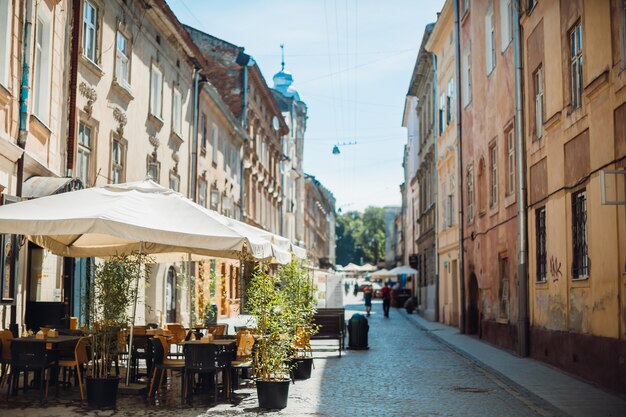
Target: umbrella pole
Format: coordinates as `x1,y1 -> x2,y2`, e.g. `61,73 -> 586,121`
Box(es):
125,242 -> 143,386
188,253 -> 192,329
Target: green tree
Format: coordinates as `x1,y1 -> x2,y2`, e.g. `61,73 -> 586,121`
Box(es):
335,207 -> 385,266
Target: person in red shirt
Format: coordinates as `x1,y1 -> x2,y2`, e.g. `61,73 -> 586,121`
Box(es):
380,283 -> 391,318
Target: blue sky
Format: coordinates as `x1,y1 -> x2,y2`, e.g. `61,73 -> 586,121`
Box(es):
168,0 -> 444,212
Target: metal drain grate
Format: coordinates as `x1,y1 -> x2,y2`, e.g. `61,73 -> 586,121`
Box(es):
451,386 -> 489,393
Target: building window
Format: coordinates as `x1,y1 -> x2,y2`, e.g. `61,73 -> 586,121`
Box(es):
467,165 -> 474,222
230,145 -> 239,182
211,124 -> 219,165
172,88 -> 182,136
485,2 -> 496,74
447,176 -> 454,227
462,0 -> 470,15
446,79 -> 454,124
0,0 -> 12,88
535,207 -> 547,282
82,1 -> 98,63
200,114 -> 207,153
115,31 -> 130,87
533,66 -> 544,140
506,129 -> 515,196
150,64 -> 163,118
34,15 -> 51,124
169,172 -> 180,192
439,93 -> 445,134
499,256 -> 509,319
621,0 -> 626,69
462,42 -> 472,107
147,160 -> 159,182
489,145 -> 498,208
570,22 -> 583,109
111,139 -> 124,184
198,180 -> 207,208
500,0 -> 513,51
222,138 -> 228,171
77,122 -> 92,186
571,189 -> 589,279
210,188 -> 220,211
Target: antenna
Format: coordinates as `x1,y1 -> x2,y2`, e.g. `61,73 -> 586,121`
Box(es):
280,43 -> 285,71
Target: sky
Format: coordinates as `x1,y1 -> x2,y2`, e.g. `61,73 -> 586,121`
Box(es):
168,0 -> 445,212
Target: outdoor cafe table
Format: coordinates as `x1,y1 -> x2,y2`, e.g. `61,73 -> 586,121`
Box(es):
10,335 -> 82,397
181,339 -> 237,402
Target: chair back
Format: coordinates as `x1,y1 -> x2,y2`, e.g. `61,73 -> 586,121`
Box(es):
184,343 -> 220,371
154,335 -> 169,356
164,323 -> 186,344
149,337 -> 165,366
206,324 -> 226,336
236,333 -> 255,359
75,336 -> 90,364
10,340 -> 54,369
0,329 -> 12,362
132,325 -> 147,335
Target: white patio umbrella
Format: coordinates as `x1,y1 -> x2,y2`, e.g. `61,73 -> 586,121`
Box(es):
389,265 -> 418,275
370,268 -> 396,280
0,179 -> 275,385
342,262 -> 362,272
360,263 -> 378,272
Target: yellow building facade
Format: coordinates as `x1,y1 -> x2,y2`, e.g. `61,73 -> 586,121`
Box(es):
522,0 -> 626,394
426,0 -> 461,327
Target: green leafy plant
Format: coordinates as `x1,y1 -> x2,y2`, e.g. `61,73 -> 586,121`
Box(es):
278,259 -> 318,358
85,253 -> 152,379
246,262 -> 292,381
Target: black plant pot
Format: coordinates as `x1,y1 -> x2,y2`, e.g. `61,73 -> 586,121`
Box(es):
86,376 -> 120,409
256,378 -> 290,410
291,357 -> 313,380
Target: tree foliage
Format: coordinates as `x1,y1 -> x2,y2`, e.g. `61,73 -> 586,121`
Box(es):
335,206 -> 385,266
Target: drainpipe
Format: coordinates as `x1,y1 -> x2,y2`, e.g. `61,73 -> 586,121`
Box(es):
66,0 -> 80,178
453,0 -> 466,334
10,0 -> 34,337
513,0 -> 529,357
16,0 -> 33,188
432,52 -> 439,322
190,67 -> 200,201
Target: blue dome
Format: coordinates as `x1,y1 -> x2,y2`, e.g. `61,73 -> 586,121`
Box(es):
273,69 -> 300,101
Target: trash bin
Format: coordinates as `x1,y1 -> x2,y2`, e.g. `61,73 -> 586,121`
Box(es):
348,313 -> 369,350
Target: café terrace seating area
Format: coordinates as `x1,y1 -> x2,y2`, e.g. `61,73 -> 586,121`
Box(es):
0,322 -> 256,406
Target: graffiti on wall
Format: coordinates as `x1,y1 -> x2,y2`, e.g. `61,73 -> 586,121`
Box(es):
549,256 -> 562,283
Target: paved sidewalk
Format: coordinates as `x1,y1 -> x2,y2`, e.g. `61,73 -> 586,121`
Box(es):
401,311 -> 626,417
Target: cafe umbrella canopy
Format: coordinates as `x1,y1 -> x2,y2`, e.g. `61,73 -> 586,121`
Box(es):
0,179 -> 279,384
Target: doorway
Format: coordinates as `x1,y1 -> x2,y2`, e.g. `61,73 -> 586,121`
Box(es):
467,273 -> 479,334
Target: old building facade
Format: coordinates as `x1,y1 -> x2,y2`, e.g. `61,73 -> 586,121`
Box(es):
427,0 -> 461,327
185,27 -> 289,237
522,0 -> 626,394
0,0 -> 72,334
304,174 -> 336,269
404,24 -> 438,321
271,63 -> 307,247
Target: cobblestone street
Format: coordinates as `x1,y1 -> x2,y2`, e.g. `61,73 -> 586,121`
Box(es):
1,295 -> 559,416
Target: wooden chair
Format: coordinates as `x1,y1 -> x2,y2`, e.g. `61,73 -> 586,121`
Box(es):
147,336 -> 184,401
231,332 -> 255,390
57,336 -> 90,400
7,340 -> 56,403
206,324 -> 227,336
0,330 -> 12,388
164,323 -> 186,358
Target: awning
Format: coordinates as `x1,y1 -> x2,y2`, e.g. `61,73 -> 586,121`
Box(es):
22,176 -> 83,199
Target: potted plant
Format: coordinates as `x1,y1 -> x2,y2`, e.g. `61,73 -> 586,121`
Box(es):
85,253 -> 150,408
279,259 -> 317,380
246,262 -> 292,410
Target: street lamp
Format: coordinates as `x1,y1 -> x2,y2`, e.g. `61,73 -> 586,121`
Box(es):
331,141 -> 357,155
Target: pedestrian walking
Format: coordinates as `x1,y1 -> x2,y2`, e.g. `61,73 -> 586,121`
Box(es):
363,285 -> 373,316
344,281 -> 350,295
381,282 -> 391,318
353,282 -> 358,297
